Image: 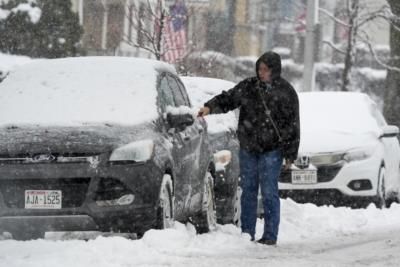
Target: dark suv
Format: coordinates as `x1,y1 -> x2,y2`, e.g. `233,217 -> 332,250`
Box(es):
0,57 -> 216,240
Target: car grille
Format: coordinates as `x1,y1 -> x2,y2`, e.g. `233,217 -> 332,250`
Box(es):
0,153 -> 99,164
0,178 -> 91,209
279,164 -> 343,183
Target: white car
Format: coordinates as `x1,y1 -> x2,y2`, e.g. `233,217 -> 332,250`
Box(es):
280,92 -> 400,208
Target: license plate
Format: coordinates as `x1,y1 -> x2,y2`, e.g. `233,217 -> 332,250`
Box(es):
25,190 -> 62,209
291,170 -> 317,184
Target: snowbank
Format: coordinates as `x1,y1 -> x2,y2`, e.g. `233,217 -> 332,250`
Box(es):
1,200 -> 400,266
0,52 -> 32,81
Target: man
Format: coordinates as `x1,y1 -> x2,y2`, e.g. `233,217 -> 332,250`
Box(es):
198,51 -> 300,245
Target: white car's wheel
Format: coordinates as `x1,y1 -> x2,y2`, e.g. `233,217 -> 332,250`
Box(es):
376,167 -> 386,209
156,174 -> 175,229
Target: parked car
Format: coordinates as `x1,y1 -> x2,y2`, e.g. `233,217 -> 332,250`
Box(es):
0,57 -> 217,240
279,92 -> 400,208
181,77 -> 241,224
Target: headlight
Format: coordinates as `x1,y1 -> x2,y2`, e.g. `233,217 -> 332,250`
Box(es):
109,140 -> 154,163
311,153 -> 344,166
343,145 -> 376,162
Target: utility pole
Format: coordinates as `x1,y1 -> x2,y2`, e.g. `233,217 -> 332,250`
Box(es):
302,0 -> 319,91
101,0 -> 108,52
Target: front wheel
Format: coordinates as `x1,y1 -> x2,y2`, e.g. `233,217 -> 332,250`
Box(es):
156,174 -> 175,230
375,167 -> 386,209
193,171 -> 217,234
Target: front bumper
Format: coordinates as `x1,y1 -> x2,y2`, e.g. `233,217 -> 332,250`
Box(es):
0,160 -> 163,235
278,156 -> 381,198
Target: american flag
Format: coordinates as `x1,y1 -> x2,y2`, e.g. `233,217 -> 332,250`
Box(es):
162,1 -> 187,63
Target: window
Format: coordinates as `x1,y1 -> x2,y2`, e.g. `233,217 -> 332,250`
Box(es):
167,75 -> 190,107
158,75 -> 175,111
370,104 -> 387,128
176,78 -> 192,107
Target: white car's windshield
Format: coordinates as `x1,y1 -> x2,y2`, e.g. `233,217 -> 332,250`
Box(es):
300,92 -> 380,134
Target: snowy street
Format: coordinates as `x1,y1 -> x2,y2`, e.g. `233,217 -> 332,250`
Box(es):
1,0 -> 400,266
1,199 -> 399,267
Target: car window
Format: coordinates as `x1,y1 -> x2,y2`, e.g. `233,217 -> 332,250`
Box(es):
370,104 -> 387,128
175,78 -> 192,107
158,75 -> 176,111
167,75 -> 189,107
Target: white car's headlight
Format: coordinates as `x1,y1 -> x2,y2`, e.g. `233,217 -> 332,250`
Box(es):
109,140 -> 154,162
343,145 -> 376,162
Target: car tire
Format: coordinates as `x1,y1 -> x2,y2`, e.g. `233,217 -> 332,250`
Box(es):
193,171 -> 217,234
233,185 -> 242,227
156,174 -> 175,230
375,167 -> 386,209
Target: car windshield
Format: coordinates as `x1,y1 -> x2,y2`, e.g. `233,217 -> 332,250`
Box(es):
0,57 -> 171,127
300,92 -> 380,134
181,76 -> 238,134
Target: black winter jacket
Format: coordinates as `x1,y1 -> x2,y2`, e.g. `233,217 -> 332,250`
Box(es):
204,52 -> 300,161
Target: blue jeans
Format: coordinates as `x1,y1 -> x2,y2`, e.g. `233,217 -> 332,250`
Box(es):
239,149 -> 283,241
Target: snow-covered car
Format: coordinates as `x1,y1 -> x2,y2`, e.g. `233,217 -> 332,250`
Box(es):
280,92 -> 400,208
181,77 -> 240,224
0,57 -> 217,240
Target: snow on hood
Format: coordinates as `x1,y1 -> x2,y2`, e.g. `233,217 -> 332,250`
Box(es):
181,76 -> 238,134
299,92 -> 381,153
0,57 -> 176,127
299,130 -> 378,154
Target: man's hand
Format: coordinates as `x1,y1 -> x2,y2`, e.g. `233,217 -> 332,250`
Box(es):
283,159 -> 293,171
197,106 -> 210,117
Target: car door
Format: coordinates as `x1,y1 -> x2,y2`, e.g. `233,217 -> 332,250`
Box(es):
165,74 -> 208,215
157,73 -> 204,219
370,104 -> 400,188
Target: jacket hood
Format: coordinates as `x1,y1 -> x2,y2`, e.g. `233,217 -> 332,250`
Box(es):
256,51 -> 282,81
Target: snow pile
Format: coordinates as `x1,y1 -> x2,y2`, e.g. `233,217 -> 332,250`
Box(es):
1,200 -> 400,266
0,52 -> 32,80
279,199 -> 400,242
0,0 -> 41,23
358,67 -> 386,80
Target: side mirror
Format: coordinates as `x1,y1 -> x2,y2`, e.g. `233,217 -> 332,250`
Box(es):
381,125 -> 399,138
166,112 -> 194,130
